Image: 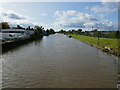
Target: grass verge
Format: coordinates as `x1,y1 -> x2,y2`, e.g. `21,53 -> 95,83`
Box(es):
71,34 -> 120,57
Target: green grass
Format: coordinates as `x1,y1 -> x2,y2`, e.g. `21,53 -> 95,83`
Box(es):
71,34 -> 120,49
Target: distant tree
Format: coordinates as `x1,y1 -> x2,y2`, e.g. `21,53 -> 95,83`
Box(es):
115,30 -> 120,39
83,31 -> 91,36
59,29 -> 67,34
0,22 -> 10,29
92,29 -> 98,32
77,29 -> 82,32
26,26 -> 32,30
49,28 -> 55,34
76,29 -> 82,35
71,29 -> 75,34
26,26 -> 31,30
68,30 -> 72,34
34,26 -> 44,34
59,29 -> 64,33
46,29 -> 50,34
30,26 -> 44,39
31,28 -> 34,30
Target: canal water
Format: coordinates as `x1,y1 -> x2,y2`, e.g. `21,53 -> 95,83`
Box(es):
1,34 -> 118,88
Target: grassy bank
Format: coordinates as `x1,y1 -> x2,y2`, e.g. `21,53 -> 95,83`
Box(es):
71,34 -> 120,57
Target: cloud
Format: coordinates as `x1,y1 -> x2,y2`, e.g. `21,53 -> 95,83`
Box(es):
90,4 -> 117,13
0,8 -> 36,27
54,10 -> 117,31
54,10 -> 97,28
0,10 -> 30,20
0,8 -> 53,30
0,7 -> 117,31
84,20 -> 117,30
0,8 -> 52,30
2,12 -> 26,20
88,2 -> 117,18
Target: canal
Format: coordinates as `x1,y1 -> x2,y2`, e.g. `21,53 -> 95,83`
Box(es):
2,34 -> 118,88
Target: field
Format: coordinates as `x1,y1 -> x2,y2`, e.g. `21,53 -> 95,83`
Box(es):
71,34 -> 120,56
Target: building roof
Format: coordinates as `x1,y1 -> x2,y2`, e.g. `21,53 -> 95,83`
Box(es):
2,29 -> 25,32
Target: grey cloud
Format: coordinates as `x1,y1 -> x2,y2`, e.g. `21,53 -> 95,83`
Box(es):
2,12 -> 26,19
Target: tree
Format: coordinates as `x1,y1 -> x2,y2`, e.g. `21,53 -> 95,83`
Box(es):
92,29 -> 98,32
34,26 -> 44,34
59,29 -> 67,34
71,29 -> 75,34
115,30 -> 120,39
46,29 -> 50,34
49,28 -> 55,34
0,22 -> 10,29
30,26 -> 44,39
77,29 -> 82,32
59,29 -> 64,33
76,29 -> 82,35
26,26 -> 32,30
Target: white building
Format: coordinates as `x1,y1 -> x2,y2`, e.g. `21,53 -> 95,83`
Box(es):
0,25 -> 2,31
24,30 -> 34,38
1,29 -> 34,41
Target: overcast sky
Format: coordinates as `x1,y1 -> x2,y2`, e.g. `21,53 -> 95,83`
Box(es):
0,1 -> 118,31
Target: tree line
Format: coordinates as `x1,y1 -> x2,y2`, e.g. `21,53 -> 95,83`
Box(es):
0,22 -> 55,36
59,29 -> 120,39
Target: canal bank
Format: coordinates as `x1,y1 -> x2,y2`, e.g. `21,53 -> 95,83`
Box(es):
1,34 -> 43,53
70,34 -> 120,58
